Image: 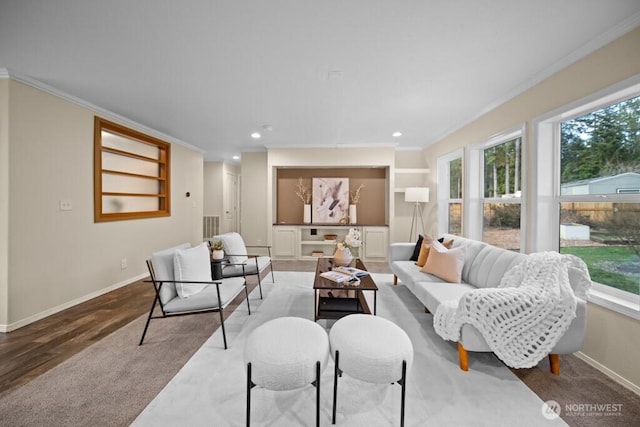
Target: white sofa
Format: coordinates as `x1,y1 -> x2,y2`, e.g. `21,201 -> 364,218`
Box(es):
388,234 -> 587,374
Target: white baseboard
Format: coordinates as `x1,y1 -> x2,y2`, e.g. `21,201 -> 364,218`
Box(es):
574,351 -> 640,396
0,273 -> 148,332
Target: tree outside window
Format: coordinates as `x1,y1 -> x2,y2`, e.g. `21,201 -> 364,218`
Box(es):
482,138 -> 522,251
559,95 -> 640,295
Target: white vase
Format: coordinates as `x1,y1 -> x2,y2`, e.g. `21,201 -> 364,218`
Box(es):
349,205 -> 357,224
333,247 -> 353,266
212,250 -> 224,260
303,204 -> 311,224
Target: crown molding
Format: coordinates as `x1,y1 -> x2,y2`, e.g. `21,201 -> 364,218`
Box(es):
1,68 -> 204,154
429,12 -> 640,146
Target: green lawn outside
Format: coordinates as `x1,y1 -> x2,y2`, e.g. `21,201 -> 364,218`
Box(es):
560,246 -> 640,295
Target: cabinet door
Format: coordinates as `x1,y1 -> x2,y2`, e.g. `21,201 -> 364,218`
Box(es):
273,227 -> 297,259
363,227 -> 388,260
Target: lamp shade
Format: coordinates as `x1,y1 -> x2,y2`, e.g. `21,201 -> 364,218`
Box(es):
404,187 -> 429,203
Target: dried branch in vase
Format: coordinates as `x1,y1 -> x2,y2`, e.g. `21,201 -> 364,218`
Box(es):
295,177 -> 311,204
350,183 -> 364,204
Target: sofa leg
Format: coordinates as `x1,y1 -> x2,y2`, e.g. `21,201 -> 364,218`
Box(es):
549,354 -> 560,376
458,342 -> 469,372
393,275 -> 398,286
424,306 -> 430,314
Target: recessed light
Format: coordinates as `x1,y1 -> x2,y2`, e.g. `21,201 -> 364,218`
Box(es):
232,155 -> 240,160
251,132 -> 261,139
392,131 -> 402,137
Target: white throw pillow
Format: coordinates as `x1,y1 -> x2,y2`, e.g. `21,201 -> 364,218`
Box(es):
217,232 -> 248,264
421,246 -> 466,283
173,243 -> 211,298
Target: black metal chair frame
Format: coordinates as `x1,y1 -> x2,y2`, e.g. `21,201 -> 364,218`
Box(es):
246,360 -> 321,427
220,244 -> 275,299
139,259 -> 251,349
332,350 -> 408,426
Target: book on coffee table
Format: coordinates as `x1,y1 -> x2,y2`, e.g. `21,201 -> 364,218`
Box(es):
332,266 -> 369,277
320,270 -> 361,285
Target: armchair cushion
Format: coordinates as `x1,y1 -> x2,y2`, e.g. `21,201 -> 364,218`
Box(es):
222,255 -> 271,277
173,243 -> 212,298
163,277 -> 246,313
216,232 -> 248,264
151,243 -> 191,304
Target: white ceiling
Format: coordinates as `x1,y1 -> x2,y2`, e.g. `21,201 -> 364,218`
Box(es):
2,1 -> 640,162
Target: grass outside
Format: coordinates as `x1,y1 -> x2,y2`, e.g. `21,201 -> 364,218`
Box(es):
560,246 -> 640,295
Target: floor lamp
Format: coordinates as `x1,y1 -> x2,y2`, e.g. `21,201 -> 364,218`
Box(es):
405,187 -> 429,241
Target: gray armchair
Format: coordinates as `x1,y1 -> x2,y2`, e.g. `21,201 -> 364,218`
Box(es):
140,242 -> 250,349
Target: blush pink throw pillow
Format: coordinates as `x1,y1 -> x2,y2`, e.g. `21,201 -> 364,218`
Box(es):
421,245 -> 466,283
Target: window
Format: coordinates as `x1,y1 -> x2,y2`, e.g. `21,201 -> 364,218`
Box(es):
94,117 -> 170,222
534,77 -> 640,319
461,128 -> 524,251
437,150 -> 463,236
559,95 -> 640,297
481,136 -> 522,251
448,157 -> 463,235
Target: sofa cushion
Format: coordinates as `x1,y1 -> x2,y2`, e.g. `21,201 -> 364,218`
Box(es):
417,281 -> 476,313
421,246 -> 466,283
443,235 -> 488,284
409,235 -> 424,261
465,245 -> 525,289
416,238 -> 452,267
390,260 -> 435,293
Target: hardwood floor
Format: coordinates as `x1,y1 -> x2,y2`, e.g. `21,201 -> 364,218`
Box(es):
0,280 -> 154,393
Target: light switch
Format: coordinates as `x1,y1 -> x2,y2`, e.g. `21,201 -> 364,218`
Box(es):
59,200 -> 73,211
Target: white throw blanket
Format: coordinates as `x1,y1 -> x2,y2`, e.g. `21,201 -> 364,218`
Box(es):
433,252 -> 591,368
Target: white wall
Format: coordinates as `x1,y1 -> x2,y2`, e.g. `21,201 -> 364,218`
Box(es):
203,162 -> 224,217
240,152 -> 268,245
422,26 -> 640,390
1,78 -> 203,330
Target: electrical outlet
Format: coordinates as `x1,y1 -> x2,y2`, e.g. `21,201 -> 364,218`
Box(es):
121,258 -> 128,269
59,200 -> 73,211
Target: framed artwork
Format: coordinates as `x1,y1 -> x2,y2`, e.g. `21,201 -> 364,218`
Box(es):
312,177 -> 349,223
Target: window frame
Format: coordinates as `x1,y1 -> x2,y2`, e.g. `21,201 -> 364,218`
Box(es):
94,116 -> 171,222
533,75 -> 640,319
436,149 -> 464,235
465,126 -> 526,250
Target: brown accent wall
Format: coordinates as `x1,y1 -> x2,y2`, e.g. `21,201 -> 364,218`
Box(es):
276,168 -> 387,225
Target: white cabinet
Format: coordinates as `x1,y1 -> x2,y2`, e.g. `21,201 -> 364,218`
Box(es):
362,226 -> 388,260
273,226 -> 297,259
272,225 -> 388,261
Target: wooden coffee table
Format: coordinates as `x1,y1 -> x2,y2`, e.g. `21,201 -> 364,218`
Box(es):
313,258 -> 378,321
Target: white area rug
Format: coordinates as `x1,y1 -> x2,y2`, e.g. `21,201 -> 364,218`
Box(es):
133,272 -> 566,426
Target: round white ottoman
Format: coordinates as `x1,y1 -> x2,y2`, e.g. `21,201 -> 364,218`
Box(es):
244,317 -> 329,427
329,314 -> 414,426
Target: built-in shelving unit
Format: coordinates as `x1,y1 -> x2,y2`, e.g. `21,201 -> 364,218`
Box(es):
272,224 -> 388,261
